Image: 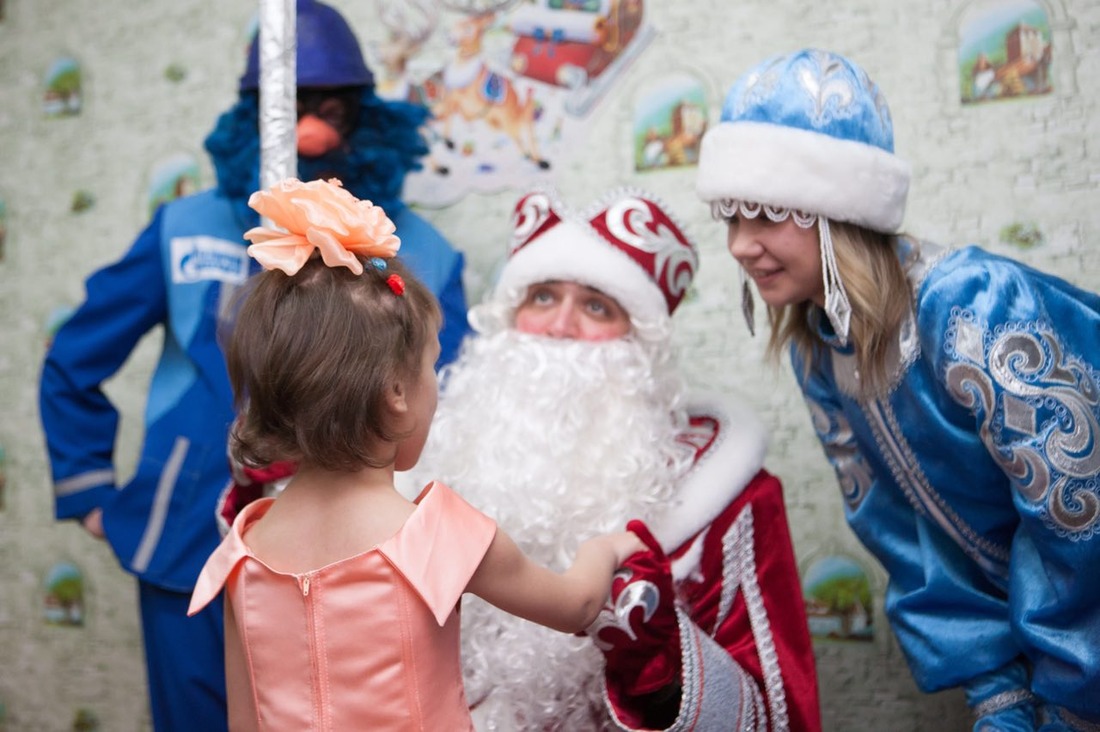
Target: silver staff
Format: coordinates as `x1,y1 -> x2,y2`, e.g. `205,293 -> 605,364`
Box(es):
258,0 -> 297,197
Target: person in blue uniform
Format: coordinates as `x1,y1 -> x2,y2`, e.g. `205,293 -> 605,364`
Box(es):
696,48 -> 1100,731
37,2 -> 468,730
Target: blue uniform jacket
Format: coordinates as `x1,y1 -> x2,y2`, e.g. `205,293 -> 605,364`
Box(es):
39,190 -> 469,592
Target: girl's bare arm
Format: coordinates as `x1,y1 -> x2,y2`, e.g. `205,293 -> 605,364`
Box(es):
466,528 -> 644,634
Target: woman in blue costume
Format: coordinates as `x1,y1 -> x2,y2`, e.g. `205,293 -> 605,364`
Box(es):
38,2 -> 468,730
696,49 -> 1100,731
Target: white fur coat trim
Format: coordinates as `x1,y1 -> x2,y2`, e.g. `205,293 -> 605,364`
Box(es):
696,121 -> 911,233
649,391 -> 770,552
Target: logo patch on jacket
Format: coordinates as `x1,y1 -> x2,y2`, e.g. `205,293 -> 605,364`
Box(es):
171,236 -> 250,284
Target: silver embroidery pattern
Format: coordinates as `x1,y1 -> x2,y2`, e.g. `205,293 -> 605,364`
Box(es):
806,397 -> 873,510
510,189 -> 554,255
720,506 -> 790,732
741,667 -> 765,732
864,64 -> 892,131
732,57 -> 786,118
670,610 -> 704,732
673,611 -> 704,731
799,51 -> 858,126
606,610 -> 705,732
734,49 -> 882,131
588,568 -> 660,650
604,195 -> 698,306
945,310 -> 1100,538
864,397 -> 1012,578
972,688 -> 1034,718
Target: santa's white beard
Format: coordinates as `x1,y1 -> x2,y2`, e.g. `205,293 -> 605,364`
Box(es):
408,329 -> 696,730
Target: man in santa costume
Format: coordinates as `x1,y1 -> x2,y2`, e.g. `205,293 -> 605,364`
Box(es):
407,187 -> 821,731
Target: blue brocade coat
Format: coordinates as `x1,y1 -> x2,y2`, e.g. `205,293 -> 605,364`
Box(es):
794,239 -> 1100,729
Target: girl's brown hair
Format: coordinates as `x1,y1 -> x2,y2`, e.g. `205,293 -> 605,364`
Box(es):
227,256 -> 440,472
765,221 -> 911,400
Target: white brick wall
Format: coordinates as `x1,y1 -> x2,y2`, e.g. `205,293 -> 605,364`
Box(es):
1,0 -> 1095,729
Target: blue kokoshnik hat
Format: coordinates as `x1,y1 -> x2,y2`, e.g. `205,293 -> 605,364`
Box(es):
696,49 -> 912,342
697,48 -> 910,232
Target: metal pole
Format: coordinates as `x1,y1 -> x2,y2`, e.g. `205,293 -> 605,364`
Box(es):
258,0 -> 297,199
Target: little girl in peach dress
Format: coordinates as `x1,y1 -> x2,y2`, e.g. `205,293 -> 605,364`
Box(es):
188,178 -> 643,731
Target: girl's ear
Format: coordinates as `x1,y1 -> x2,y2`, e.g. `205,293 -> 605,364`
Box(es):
387,379 -> 409,415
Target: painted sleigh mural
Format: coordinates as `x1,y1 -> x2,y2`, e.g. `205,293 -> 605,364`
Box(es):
371,0 -> 653,207
508,0 -> 647,114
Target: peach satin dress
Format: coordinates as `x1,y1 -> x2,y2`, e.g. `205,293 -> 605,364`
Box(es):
189,481 -> 497,731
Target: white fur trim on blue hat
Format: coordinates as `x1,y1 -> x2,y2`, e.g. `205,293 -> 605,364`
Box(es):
697,121 -> 910,233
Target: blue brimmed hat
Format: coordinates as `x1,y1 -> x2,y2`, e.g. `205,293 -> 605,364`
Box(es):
239,0 -> 374,92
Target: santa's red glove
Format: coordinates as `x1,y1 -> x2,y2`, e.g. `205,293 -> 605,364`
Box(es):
588,519 -> 682,698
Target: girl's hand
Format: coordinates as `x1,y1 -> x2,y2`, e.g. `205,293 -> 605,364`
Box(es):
618,530 -> 648,564
590,530 -> 647,566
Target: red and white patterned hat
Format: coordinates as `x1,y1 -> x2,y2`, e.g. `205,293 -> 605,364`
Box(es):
495,188 -> 699,324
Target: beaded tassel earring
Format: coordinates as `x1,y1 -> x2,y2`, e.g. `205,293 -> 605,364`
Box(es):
740,263 -> 756,336
818,218 -> 851,344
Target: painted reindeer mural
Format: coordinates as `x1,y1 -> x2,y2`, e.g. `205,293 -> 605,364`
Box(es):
429,0 -> 550,170
374,0 -> 460,176
374,0 -> 437,105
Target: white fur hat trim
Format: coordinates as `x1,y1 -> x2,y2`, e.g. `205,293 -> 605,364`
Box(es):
696,121 -> 911,233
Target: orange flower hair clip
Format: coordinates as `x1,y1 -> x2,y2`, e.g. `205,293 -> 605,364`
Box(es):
243,178 -> 400,276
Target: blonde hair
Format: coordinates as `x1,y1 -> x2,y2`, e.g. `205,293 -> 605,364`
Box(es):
765,221 -> 911,399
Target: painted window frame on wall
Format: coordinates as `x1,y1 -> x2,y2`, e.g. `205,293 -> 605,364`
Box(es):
940,0 -> 1078,111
